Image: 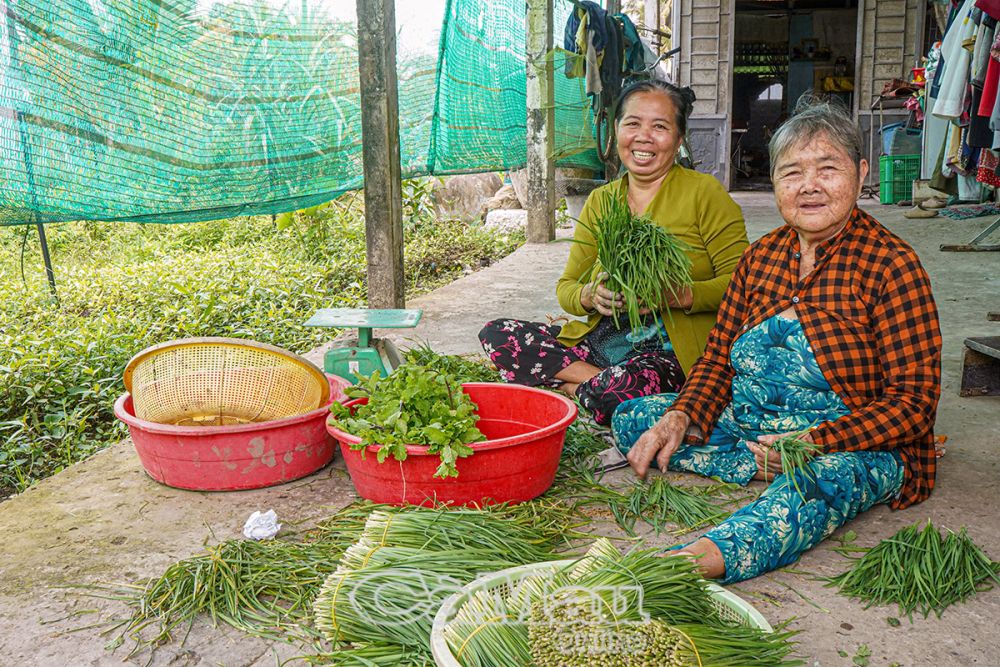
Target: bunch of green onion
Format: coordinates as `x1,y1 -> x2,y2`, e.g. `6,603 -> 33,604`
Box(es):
607,477 -> 731,536
90,503 -> 374,653
828,521 -> 1000,620
764,432 -> 823,500
578,194 -> 692,332
313,505 -> 569,650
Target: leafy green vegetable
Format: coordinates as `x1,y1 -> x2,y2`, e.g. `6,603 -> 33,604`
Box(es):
403,342 -> 501,382
329,363 -> 485,478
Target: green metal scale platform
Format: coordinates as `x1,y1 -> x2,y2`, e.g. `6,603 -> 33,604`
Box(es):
304,308 -> 422,381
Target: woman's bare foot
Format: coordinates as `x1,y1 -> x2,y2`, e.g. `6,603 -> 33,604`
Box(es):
560,382 -> 579,397
671,538 -> 726,579
555,360 -> 603,385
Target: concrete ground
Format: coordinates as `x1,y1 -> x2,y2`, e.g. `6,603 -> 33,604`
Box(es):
0,193 -> 998,667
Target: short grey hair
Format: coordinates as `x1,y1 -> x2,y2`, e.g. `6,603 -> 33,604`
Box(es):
768,94 -> 863,178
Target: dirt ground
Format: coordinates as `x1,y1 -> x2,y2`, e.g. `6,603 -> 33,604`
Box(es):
0,193 -> 997,667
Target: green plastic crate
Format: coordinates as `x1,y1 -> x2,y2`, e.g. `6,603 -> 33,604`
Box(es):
880,154 -> 921,205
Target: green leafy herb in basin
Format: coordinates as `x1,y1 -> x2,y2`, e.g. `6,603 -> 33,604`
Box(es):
329,363 -> 485,478
404,343 -> 501,383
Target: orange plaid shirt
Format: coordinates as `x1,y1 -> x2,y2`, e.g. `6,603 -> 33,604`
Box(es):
671,207 -> 942,509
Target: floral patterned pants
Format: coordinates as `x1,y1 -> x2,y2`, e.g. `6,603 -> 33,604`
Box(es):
478,318 -> 685,425
613,394 -> 904,584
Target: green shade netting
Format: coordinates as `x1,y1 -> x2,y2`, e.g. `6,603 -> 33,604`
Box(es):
0,0 -> 600,225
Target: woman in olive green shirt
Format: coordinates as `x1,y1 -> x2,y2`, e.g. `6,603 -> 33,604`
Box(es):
479,80 -> 748,424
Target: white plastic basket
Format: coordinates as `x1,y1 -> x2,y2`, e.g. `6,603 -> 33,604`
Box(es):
430,559 -> 772,667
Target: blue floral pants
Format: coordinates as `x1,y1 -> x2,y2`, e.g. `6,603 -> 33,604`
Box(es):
613,395 -> 904,584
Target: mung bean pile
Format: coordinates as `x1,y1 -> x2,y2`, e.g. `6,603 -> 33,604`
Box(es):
443,539 -> 801,667
828,521 -> 1000,620
578,194 -> 692,333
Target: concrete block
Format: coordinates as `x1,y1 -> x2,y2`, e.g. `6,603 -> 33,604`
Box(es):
433,173 -> 503,223
485,208 -> 528,231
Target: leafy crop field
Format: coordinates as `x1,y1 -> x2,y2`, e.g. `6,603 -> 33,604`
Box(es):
0,189 -> 522,497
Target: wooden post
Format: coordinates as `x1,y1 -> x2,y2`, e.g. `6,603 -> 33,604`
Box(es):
526,0 -> 555,244
356,0 -> 405,308
644,0 -> 660,50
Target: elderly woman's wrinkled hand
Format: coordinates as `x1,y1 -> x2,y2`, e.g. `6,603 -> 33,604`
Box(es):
748,431 -> 816,482
581,271 -> 624,317
627,410 -> 690,480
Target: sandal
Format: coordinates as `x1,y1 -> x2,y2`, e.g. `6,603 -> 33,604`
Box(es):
920,196 -> 948,209
903,203 -> 939,219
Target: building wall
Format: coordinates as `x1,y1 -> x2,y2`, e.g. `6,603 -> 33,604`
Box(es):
674,0 -> 924,190
678,0 -> 733,184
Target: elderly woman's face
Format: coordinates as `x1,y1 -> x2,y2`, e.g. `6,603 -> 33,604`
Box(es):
616,91 -> 683,182
772,133 -> 869,244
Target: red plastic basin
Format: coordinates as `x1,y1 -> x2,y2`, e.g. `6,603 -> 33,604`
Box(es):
115,374 -> 351,491
326,382 -> 578,506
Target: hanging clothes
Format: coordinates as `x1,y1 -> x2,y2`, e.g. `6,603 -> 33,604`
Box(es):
933,0 -> 980,119
969,18 -> 997,147
562,2 -> 624,111
975,0 -> 1000,20
978,56 -> 1000,116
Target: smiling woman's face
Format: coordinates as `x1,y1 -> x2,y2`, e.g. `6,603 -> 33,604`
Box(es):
616,90 -> 683,184
772,133 -> 869,245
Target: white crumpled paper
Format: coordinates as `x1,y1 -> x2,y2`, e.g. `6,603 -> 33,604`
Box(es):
243,509 -> 282,540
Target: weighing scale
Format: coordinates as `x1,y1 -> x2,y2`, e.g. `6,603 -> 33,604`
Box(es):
303,308 -> 423,381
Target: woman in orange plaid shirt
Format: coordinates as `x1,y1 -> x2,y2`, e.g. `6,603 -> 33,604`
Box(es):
613,98 -> 943,583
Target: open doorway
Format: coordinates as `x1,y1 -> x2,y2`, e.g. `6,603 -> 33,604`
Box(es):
731,1 -> 859,190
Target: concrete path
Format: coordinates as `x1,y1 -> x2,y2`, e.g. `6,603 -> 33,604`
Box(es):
1,194 -> 998,666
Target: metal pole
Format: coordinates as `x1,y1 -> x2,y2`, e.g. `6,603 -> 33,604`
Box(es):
35,221 -> 57,295
14,111 -> 58,298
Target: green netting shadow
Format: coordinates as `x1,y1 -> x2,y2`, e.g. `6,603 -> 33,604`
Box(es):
0,0 -> 600,226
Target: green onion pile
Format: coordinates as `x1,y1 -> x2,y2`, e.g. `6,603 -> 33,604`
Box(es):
764,432 -> 823,500
329,362 -> 485,478
579,194 -> 692,332
313,505 -> 573,654
607,477 -> 731,536
91,501 -> 585,659
828,521 -> 1000,620
89,504 -> 375,653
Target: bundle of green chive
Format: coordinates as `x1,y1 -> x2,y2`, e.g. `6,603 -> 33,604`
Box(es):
312,505 -> 575,657
578,194 -> 693,332
764,432 -> 823,499
606,476 -> 732,536
828,521 -> 1000,621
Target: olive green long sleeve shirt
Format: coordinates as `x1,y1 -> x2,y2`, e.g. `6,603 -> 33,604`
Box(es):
555,166 -> 748,374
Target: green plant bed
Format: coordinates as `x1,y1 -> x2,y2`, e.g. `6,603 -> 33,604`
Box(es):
0,190 -> 523,497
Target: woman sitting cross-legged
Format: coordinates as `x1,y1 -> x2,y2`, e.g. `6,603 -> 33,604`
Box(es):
479,80 -> 748,425
613,97 -> 942,583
